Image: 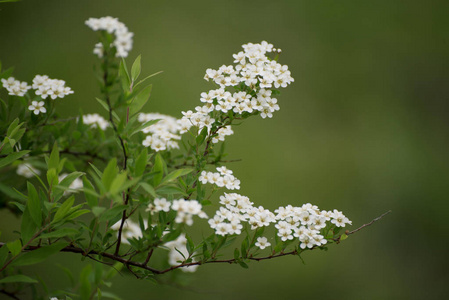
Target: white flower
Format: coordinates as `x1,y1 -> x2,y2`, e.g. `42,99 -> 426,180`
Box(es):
28,101 -> 46,115
139,113 -> 183,151
331,210 -> 352,227
153,198 -> 171,212
2,77 -> 31,96
17,163 -> 40,178
85,16 -> 133,58
82,114 -> 109,130
255,237 -> 271,250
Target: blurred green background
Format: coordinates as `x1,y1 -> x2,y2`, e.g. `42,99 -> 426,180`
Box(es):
1,0 -> 449,299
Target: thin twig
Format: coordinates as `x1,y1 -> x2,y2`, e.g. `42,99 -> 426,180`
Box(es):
346,210 -> 392,236
144,249 -> 154,266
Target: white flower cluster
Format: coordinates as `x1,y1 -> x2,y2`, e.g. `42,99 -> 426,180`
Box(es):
199,166 -> 240,190
177,41 -> 294,145
146,198 -> 208,226
1,77 -> 31,97
31,75 -> 73,100
273,204 -> 351,249
16,163 -> 40,178
1,75 -> 73,101
164,234 -> 198,273
82,113 -> 110,130
85,16 -> 134,58
1,75 -> 73,115
139,113 -> 182,152
208,192 -> 270,236
209,193 -> 352,250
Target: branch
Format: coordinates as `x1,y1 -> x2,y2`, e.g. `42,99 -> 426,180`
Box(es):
0,211 -> 391,275
114,192 -> 130,256
346,210 -> 392,236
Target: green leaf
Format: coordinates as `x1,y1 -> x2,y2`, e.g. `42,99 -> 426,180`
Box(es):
129,84 -> 152,116
238,261 -> 249,269
340,233 -> 348,241
156,185 -> 186,196
129,119 -> 160,137
0,150 -> 30,168
47,168 -> 58,188
102,158 -> 118,191
39,228 -> 80,239
27,182 -> 42,226
95,98 -> 120,122
119,59 -> 131,92
6,239 -> 22,256
48,142 -> 60,171
92,207 -> 106,217
134,148 -> 147,177
52,195 -> 75,224
134,70 -> 163,88
0,182 -> 24,200
11,242 -> 68,267
254,227 -> 265,242
6,118 -> 19,137
82,177 -> 98,207
99,205 -> 128,223
131,55 -> 141,81
139,182 -> 156,198
152,153 -> 164,187
0,275 -> 38,284
12,188 -> 28,201
196,126 -> 208,146
21,206 -> 37,243
233,248 -> 240,261
109,171 -> 128,194
160,168 -> 193,186
273,241 -> 284,254
89,163 -> 103,178
66,207 -> 90,221
241,238 -> 248,258
54,171 -> 85,201
186,235 -> 194,255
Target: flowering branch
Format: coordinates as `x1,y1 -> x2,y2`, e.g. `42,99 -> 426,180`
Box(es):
0,210 -> 390,276
0,15 -> 389,299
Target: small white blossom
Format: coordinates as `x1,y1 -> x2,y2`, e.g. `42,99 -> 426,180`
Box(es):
28,101 -> 46,115
82,114 -> 109,130
255,237 -> 271,250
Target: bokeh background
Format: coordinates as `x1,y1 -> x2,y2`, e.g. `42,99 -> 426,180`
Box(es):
1,0 -> 449,299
